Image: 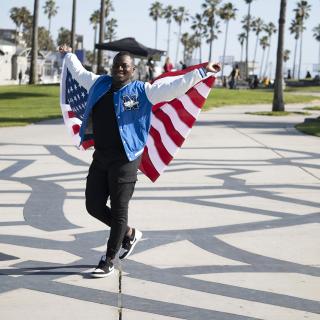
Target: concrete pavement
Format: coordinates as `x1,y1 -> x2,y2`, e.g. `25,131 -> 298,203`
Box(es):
0,103 -> 319,319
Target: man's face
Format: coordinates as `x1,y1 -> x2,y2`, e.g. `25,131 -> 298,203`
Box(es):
111,55 -> 135,84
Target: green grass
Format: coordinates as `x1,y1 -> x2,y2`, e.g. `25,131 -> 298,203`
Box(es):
203,88 -> 317,110
303,106 -> 320,110
295,118 -> 320,137
246,111 -> 311,116
285,86 -> 320,93
0,84 -> 61,127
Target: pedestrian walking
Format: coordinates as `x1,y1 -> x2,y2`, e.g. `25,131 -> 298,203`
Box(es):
59,44 -> 220,278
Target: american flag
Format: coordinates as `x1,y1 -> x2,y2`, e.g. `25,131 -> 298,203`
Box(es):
60,63 -> 215,182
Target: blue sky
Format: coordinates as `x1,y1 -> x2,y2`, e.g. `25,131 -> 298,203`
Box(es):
1,0 -> 319,76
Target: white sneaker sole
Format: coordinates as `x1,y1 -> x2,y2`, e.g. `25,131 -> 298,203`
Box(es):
91,267 -> 114,278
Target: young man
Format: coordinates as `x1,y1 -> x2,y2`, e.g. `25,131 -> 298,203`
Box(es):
59,45 -> 220,278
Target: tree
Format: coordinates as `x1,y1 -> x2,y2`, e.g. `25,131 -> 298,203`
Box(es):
294,0 -> 311,79
43,0 -> 58,37
9,6 -> 31,46
313,24 -> 320,76
105,18 -> 117,42
259,35 -> 269,78
149,1 -> 163,49
163,5 -> 174,56
173,6 -> 189,65
238,32 -> 246,62
219,2 -> 237,77
289,18 -> 302,79
191,13 -> 207,63
251,17 -> 264,72
273,0 -> 287,112
244,0 -> 255,78
262,22 -> 277,78
57,27 -> 71,46
202,0 -> 222,61
181,32 -> 197,63
29,0 -> 39,84
90,10 -> 100,66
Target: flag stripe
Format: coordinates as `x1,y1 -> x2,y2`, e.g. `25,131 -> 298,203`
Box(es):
149,127 -> 173,165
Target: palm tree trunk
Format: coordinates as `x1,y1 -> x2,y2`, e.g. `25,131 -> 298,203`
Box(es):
155,19 -> 158,49
221,21 -> 229,78
292,38 -> 298,78
263,38 -> 272,78
253,34 -> 259,73
208,23 -> 213,61
166,22 -> 171,56
93,26 -> 97,66
318,42 -> 320,76
272,0 -> 287,112
175,25 -> 181,65
240,44 -> 243,62
199,40 -> 202,63
29,0 -> 39,84
298,27 -> 303,80
71,0 -> 77,51
259,48 -> 265,79
97,0 -> 106,73
245,3 -> 251,79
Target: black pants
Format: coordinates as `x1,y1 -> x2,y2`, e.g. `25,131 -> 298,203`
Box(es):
85,150 -> 141,259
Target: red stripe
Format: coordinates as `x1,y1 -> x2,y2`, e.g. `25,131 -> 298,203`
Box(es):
139,147 -> 159,182
149,127 -> 173,165
170,99 -> 196,128
154,109 -> 185,147
81,139 -> 94,150
187,87 -> 206,107
72,124 -> 80,134
204,76 -> 215,88
68,111 -> 76,118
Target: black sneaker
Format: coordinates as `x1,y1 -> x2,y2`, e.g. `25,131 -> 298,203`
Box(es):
91,256 -> 114,278
119,228 -> 142,260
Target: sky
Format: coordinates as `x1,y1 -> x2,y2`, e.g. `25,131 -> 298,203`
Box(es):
1,0 -> 320,77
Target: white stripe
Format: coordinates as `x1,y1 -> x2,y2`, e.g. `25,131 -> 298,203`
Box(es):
135,148 -> 144,157
194,81 -> 211,98
161,103 -> 191,137
151,114 -> 178,156
146,134 -> 166,174
178,95 -> 201,119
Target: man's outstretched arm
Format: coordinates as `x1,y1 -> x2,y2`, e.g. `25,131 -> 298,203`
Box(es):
144,63 -> 221,105
58,44 -> 99,91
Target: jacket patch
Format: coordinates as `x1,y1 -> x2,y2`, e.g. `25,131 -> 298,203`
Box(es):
122,94 -> 139,111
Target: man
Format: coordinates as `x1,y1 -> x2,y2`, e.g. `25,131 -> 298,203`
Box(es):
59,45 -> 220,278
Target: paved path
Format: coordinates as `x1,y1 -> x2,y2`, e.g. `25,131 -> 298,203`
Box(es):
0,104 -> 319,320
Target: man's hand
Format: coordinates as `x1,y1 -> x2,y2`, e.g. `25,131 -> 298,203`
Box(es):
58,44 -> 72,54
205,62 -> 221,73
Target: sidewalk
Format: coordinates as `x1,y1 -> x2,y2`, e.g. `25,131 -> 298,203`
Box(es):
0,104 -> 319,320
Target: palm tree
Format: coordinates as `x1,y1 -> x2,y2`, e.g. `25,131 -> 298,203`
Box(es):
251,17 -> 264,72
149,1 -> 163,49
9,6 -> 31,46
294,0 -> 311,79
313,24 -> 320,76
238,32 -> 246,62
106,18 -> 117,42
191,13 -> 207,63
244,0 -> 255,78
273,0 -> 287,112
283,49 -> 290,74
181,32 -> 197,63
163,5 -> 174,56
262,22 -> 277,78
70,0 -> 77,51
289,18 -> 302,79
219,2 -> 237,77
29,0 -> 39,84
259,35 -> 269,79
202,0 -> 222,61
90,10 -> 100,66
173,6 -> 189,65
43,0 -> 58,37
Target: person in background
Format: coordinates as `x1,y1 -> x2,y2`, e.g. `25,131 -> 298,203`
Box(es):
163,57 -> 173,73
228,64 -> 240,89
147,56 -> 155,81
305,71 -> 312,79
179,61 -> 187,70
18,70 -> 23,85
